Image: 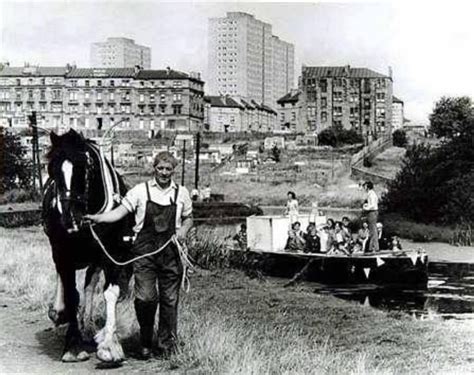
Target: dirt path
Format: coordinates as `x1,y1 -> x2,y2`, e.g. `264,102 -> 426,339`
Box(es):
0,293 -> 175,374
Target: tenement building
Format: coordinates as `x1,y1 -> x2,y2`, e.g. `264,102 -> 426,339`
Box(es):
391,95 -> 404,132
299,65 -> 393,140
208,12 -> 294,109
204,95 -> 277,133
0,64 -> 204,133
91,37 -> 151,69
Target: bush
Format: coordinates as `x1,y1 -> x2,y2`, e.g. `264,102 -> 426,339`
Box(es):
0,188 -> 41,204
0,128 -> 33,193
381,96 -> 474,226
392,129 -> 407,147
318,126 -> 363,147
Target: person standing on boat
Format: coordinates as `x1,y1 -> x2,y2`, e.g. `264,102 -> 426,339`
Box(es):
285,191 -> 299,224
85,151 -> 193,360
362,181 -> 379,252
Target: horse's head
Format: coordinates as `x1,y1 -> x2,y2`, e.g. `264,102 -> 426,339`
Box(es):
47,129 -> 93,233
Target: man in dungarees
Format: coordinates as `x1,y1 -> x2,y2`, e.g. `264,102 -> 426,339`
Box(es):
86,151 -> 193,359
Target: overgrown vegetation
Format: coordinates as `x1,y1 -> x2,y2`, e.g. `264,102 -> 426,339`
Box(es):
392,129 -> 407,147
0,128 -> 33,194
318,125 -> 363,147
381,96 -> 474,241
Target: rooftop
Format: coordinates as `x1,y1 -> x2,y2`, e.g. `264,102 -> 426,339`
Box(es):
303,66 -> 389,79
277,90 -> 301,105
67,67 -> 136,78
0,66 -> 69,77
205,95 -> 244,109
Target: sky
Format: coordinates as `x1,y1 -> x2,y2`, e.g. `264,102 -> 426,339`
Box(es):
1,0 -> 473,124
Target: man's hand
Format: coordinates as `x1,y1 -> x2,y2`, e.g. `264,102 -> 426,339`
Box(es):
176,227 -> 188,243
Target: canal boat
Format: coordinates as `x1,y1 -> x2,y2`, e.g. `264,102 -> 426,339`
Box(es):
242,215 -> 429,288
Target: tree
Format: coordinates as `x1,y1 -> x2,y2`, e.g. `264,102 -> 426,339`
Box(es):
392,129 -> 407,147
429,96 -> 473,139
318,128 -> 337,147
0,128 -> 32,193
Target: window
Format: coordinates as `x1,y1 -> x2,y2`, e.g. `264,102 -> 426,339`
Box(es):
363,80 -> 371,93
109,92 -> 114,101
280,112 -> 285,122
41,78 -> 46,85
150,93 -> 155,102
16,79 -> 21,86
173,105 -> 182,115
97,91 -> 102,101
160,93 -> 166,102
333,106 -> 342,116
376,108 -> 386,118
122,79 -> 130,87
320,79 -> 327,93
334,120 -> 342,127
150,105 -> 155,114
150,120 -> 155,130
139,119 -> 144,129
364,99 -> 371,109
97,104 -> 103,114
97,80 -> 102,87
291,112 -> 296,121
321,111 -> 328,123
350,107 -> 358,116
40,90 -> 46,100
139,94 -> 145,102
376,92 -> 385,102
28,90 -> 34,100
321,97 -> 327,108
160,105 -> 166,114
334,78 -> 343,86
110,80 -> 115,87
69,91 -> 77,100
70,80 -> 77,87
173,81 -> 182,88
84,91 -> 90,101
84,104 -> 90,114
173,93 -> 182,102
333,92 -> 343,102
85,80 -> 90,87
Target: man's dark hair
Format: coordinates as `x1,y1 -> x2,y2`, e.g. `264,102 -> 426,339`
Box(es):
287,191 -> 296,199
364,181 -> 374,190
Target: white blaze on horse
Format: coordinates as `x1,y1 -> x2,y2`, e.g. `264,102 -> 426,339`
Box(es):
42,129 -> 133,363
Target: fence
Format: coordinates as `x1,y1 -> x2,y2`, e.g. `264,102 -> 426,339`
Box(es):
350,136 -> 394,184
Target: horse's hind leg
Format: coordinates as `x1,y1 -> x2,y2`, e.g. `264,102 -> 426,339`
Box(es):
95,283 -> 125,363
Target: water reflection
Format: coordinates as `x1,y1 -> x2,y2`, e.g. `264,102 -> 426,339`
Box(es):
316,262 -> 474,319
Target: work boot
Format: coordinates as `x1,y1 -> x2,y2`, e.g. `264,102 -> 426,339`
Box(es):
134,299 -> 158,360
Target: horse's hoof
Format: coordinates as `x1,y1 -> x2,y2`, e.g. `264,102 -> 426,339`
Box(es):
48,306 -> 68,326
61,351 -> 78,362
77,351 -> 90,362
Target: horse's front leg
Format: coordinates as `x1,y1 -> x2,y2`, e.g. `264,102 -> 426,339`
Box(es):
95,284 -> 125,363
48,272 -> 68,326
79,266 -> 101,338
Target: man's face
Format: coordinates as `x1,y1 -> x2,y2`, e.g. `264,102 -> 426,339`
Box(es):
154,160 -> 175,186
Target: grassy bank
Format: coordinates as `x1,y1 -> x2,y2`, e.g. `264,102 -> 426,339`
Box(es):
1,226 -> 473,373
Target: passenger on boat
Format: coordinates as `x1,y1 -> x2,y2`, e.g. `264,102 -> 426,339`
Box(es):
317,224 -> 333,253
389,235 -> 402,251
351,240 -> 364,254
233,223 -> 248,250
358,221 -> 370,252
285,191 -> 299,224
341,216 -> 355,236
285,222 -> 306,252
304,225 -> 321,253
376,222 -> 392,250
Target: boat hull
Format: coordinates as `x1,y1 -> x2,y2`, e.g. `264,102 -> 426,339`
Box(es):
240,250 -> 429,289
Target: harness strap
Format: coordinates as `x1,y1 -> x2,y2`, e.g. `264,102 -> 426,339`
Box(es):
145,181 -> 151,201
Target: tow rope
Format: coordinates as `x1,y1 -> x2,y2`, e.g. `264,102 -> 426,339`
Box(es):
88,223 -> 194,292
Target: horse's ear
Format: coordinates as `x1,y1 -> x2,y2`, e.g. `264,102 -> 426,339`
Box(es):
50,132 -> 60,146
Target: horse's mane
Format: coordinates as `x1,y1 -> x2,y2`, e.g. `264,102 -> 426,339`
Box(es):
46,129 -> 97,161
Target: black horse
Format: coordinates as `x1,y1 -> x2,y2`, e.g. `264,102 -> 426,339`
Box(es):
42,129 -> 133,363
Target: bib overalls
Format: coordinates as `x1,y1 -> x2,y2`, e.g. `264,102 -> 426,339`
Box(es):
133,182 -> 183,354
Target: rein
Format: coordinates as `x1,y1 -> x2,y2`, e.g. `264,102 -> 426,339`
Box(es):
88,223 -> 194,292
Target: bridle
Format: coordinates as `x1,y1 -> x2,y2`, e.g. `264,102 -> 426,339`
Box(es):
55,149 -> 94,230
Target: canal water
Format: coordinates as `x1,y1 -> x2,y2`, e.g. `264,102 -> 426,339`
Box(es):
196,221 -> 474,320
313,261 -> 474,320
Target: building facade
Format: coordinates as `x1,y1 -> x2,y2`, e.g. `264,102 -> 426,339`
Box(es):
208,12 -> 294,109
0,64 -> 204,133
204,94 -> 277,133
276,89 -> 304,133
391,95 -> 404,132
91,37 -> 151,69
300,65 -> 393,140
0,65 -> 69,128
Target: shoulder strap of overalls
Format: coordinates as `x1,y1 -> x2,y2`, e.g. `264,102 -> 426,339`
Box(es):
145,181 -> 151,201
171,185 -> 179,204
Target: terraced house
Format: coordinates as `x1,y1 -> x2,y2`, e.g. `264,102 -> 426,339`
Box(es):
299,65 -> 393,140
0,64 -> 205,133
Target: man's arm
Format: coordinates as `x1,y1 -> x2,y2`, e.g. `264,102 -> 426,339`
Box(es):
176,215 -> 193,242
85,205 -> 129,224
